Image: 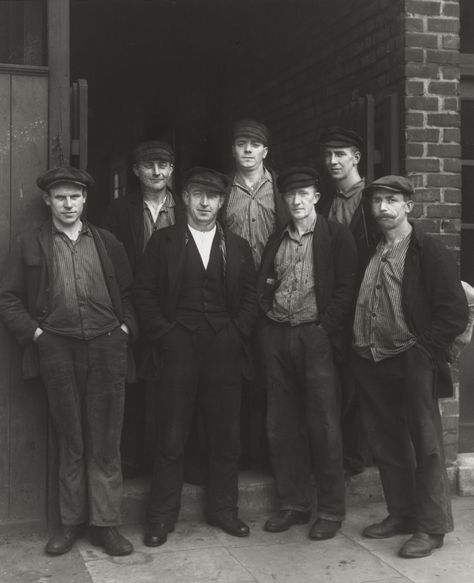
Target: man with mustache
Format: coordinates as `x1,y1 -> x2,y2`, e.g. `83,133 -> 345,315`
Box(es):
353,175 -> 468,558
104,140 -> 184,478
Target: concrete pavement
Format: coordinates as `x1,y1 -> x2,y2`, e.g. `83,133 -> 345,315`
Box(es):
1,497 -> 474,583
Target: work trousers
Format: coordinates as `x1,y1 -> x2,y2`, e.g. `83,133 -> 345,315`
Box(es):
148,319 -> 242,525
38,327 -> 127,526
353,345 -> 453,534
259,319 -> 345,521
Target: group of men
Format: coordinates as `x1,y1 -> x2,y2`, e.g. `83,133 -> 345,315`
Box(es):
0,119 -> 468,561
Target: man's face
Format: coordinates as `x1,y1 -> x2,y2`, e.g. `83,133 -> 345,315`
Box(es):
232,137 -> 268,171
43,184 -> 86,229
284,186 -> 319,221
133,159 -> 173,192
183,186 -> 224,230
371,190 -> 413,231
323,146 -> 360,181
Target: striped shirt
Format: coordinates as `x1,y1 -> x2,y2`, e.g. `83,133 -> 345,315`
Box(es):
225,168 -> 275,267
353,231 -> 415,361
143,189 -> 176,251
42,224 -> 119,339
267,217 -> 318,326
329,178 -> 365,226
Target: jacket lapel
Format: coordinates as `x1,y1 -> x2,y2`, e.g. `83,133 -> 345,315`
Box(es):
166,225 -> 187,299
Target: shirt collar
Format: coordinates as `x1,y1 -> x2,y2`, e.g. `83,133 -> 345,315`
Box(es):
143,189 -> 175,212
233,167 -> 272,189
284,215 -> 317,239
336,178 -> 366,199
52,220 -> 90,237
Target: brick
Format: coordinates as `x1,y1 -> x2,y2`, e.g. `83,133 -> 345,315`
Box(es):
427,143 -> 461,157
406,96 -> 439,110
444,188 -> 462,202
428,232 -> 461,248
442,3 -> 460,18
442,34 -> 460,50
427,18 -> 460,34
406,111 -> 425,126
406,32 -> 438,48
426,173 -> 461,187
443,97 -> 459,111
411,203 -> 424,218
406,62 -> 440,78
406,80 -> 425,96
427,112 -> 460,127
406,157 -> 440,172
443,128 -> 461,142
406,16 -> 425,32
439,399 -> 459,416
428,80 -> 458,95
440,65 -> 460,80
443,158 -> 462,172
414,188 -> 441,202
407,143 -> 425,157
405,47 -> 425,62
415,218 -> 442,234
426,204 -> 461,218
406,128 -> 440,142
426,49 -> 460,65
406,0 -> 441,16
440,218 -> 461,233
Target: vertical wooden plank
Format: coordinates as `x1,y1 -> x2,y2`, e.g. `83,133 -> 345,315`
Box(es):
9,74 -> 49,522
48,0 -> 70,166
0,73 -> 12,521
383,92 -> 400,175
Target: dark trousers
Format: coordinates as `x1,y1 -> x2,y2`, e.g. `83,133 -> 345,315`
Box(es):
38,328 -> 127,526
148,319 -> 242,525
353,346 -> 453,534
259,320 -> 345,521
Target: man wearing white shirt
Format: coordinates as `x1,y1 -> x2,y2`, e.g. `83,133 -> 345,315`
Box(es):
134,167 -> 258,546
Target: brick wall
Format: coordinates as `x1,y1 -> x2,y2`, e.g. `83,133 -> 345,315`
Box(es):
404,0 -> 461,463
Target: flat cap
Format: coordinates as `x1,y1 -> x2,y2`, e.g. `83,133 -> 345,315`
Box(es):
319,126 -> 364,151
233,118 -> 271,146
37,166 -> 94,191
185,167 -> 229,195
277,166 -> 320,193
364,175 -> 415,198
132,140 -> 174,164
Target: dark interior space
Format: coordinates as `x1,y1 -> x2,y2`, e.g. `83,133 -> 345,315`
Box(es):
71,0 -> 320,222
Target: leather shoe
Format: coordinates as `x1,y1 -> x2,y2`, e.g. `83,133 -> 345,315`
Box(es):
309,519 -> 341,540
45,524 -> 84,555
398,532 -> 444,558
90,526 -> 133,556
363,515 -> 415,539
144,523 -> 174,547
264,510 -> 311,533
207,514 -> 250,537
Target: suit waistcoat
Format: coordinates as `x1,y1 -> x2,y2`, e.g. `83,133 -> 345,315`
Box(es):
176,233 -> 229,331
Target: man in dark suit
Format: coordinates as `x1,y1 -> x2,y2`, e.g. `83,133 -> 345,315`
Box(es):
104,140 -> 185,478
258,167 -> 357,541
0,167 -> 137,556
134,167 -> 258,546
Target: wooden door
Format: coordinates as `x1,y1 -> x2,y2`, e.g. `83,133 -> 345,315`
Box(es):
0,0 -> 70,530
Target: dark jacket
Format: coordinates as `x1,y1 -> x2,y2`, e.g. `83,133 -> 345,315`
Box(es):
133,222 -> 258,377
257,214 -> 358,358
0,220 -> 138,380
219,167 -> 290,233
103,189 -> 186,274
318,184 -> 378,280
395,224 -> 468,398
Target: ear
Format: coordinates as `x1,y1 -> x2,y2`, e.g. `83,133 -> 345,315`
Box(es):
42,192 -> 51,207
353,150 -> 361,164
217,194 -> 225,210
168,165 -> 174,177
262,146 -> 268,160
405,199 -> 414,214
182,190 -> 190,206
314,190 -> 321,204
132,163 -> 139,177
